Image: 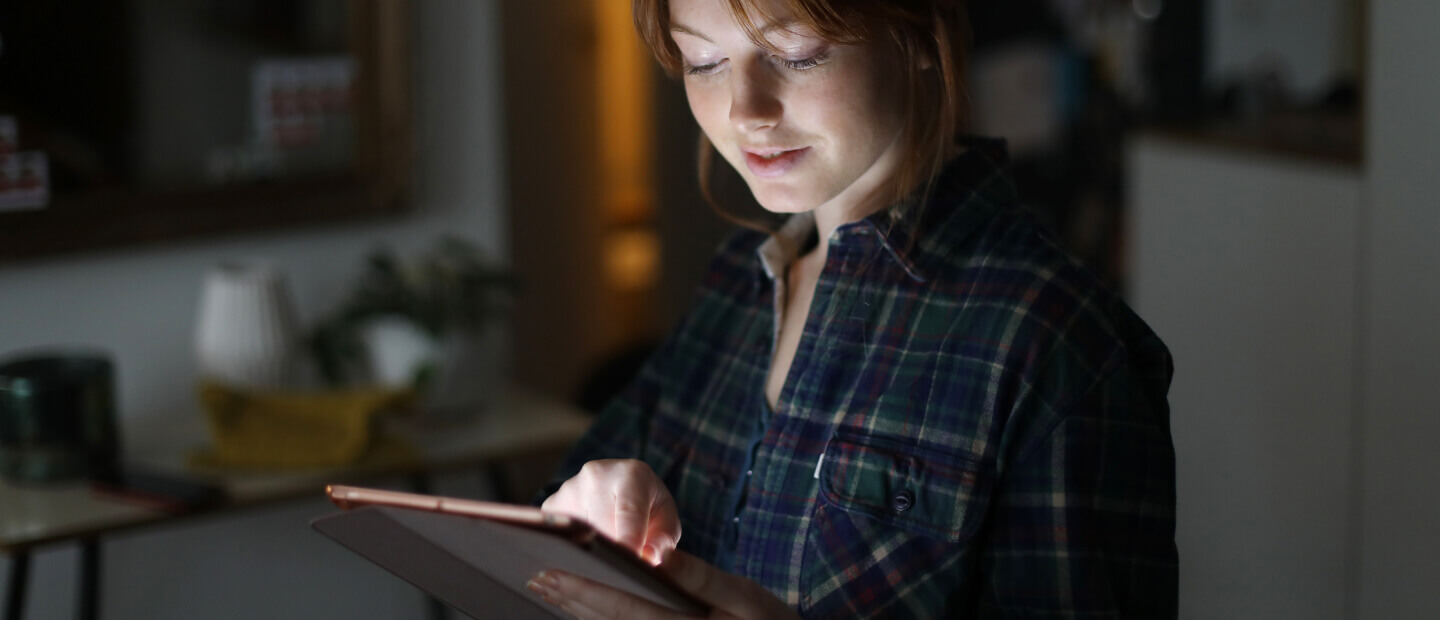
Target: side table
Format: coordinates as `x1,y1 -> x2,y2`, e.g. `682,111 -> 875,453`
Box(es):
1,386 -> 591,620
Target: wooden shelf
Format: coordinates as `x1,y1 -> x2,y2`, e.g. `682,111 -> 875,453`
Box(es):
1141,110 -> 1363,169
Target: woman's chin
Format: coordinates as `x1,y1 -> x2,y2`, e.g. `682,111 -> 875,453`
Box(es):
751,190 -> 820,216
758,204 -> 815,216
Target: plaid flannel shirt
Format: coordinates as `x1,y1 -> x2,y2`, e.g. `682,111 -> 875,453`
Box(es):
547,139 -> 1177,618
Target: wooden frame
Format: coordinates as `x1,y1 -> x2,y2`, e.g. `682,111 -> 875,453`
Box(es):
0,0 -> 413,265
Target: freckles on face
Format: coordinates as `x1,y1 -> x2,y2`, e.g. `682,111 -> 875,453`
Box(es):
669,0 -> 907,217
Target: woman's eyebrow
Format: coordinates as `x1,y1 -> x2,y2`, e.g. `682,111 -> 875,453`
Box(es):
670,23 -> 713,42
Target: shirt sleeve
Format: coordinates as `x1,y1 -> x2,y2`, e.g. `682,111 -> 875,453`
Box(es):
977,360 -> 1179,619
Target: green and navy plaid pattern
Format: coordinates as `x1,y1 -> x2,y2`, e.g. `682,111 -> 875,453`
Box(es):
547,139 -> 1177,618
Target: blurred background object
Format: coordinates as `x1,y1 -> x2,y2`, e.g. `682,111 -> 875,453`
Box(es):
0,350 -> 118,484
0,0 -> 412,263
6,1 -> 1440,619
194,260 -> 303,390
307,236 -> 515,415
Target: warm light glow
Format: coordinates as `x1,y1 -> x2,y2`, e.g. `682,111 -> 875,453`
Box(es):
594,0 -> 659,316
605,229 -> 662,291
596,0 -> 656,224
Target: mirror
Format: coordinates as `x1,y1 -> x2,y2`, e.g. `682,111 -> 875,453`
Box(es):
0,0 -> 411,263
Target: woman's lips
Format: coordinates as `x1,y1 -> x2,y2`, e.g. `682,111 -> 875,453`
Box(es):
743,147 -> 809,178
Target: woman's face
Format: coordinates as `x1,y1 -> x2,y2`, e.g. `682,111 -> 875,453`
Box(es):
670,0 -> 908,219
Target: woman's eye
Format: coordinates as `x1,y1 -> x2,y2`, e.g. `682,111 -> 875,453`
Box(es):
774,52 -> 827,71
684,61 -> 724,76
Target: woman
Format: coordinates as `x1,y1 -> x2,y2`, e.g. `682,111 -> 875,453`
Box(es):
527,0 -> 1177,617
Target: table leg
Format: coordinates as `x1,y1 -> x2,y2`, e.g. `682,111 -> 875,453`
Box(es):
78,539 -> 100,620
5,551 -> 30,620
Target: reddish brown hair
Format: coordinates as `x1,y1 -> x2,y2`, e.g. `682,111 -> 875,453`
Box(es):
633,0 -> 971,230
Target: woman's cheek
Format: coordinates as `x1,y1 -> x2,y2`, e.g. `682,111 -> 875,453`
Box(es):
686,87 -> 733,147
684,84 -> 721,128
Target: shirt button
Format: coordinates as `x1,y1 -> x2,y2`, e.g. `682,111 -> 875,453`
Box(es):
733,517 -> 740,523
746,470 -> 753,477
892,490 -> 915,513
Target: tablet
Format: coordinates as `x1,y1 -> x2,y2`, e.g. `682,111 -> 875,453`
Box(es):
311,485 -> 706,619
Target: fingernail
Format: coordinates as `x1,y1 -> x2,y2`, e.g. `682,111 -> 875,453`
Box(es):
535,570 -> 560,589
642,544 -> 660,564
527,574 -> 562,606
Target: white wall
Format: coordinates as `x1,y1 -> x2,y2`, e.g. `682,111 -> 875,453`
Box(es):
1358,0 -> 1440,617
0,2 -> 507,618
1129,136 -> 1364,620
1130,2 -> 1440,617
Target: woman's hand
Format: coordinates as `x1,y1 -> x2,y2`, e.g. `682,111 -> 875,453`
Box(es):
527,550 -> 800,620
541,459 -> 681,564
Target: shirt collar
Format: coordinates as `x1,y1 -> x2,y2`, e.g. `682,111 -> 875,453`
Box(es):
757,137 -> 1014,285
757,211 -> 816,283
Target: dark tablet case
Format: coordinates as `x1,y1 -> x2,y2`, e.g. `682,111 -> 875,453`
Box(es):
312,505 -> 704,619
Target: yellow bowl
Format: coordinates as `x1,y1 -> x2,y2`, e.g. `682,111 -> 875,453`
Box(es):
195,381 -> 414,468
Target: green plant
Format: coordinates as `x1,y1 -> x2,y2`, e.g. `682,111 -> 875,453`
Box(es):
308,236 -> 516,386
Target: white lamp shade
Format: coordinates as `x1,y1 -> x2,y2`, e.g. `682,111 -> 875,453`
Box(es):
194,261 -> 301,389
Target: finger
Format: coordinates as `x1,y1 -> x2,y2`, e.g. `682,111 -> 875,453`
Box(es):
607,465 -> 667,552
643,491 -> 682,562
530,570 -> 690,620
553,593 -> 607,620
541,476 -> 590,516
641,532 -> 677,565
529,573 -> 607,620
539,483 -> 565,513
609,490 -> 651,551
547,460 -> 679,558
545,473 -> 617,542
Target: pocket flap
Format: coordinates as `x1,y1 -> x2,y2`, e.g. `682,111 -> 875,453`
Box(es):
817,431 -> 991,543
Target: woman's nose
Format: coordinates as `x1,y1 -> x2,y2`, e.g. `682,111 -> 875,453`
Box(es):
729,61 -> 782,134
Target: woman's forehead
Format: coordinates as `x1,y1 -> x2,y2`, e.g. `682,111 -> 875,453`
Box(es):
669,0 -> 816,43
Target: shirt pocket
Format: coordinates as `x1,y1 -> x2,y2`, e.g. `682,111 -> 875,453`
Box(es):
816,429 -> 991,543
799,431 -> 993,615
